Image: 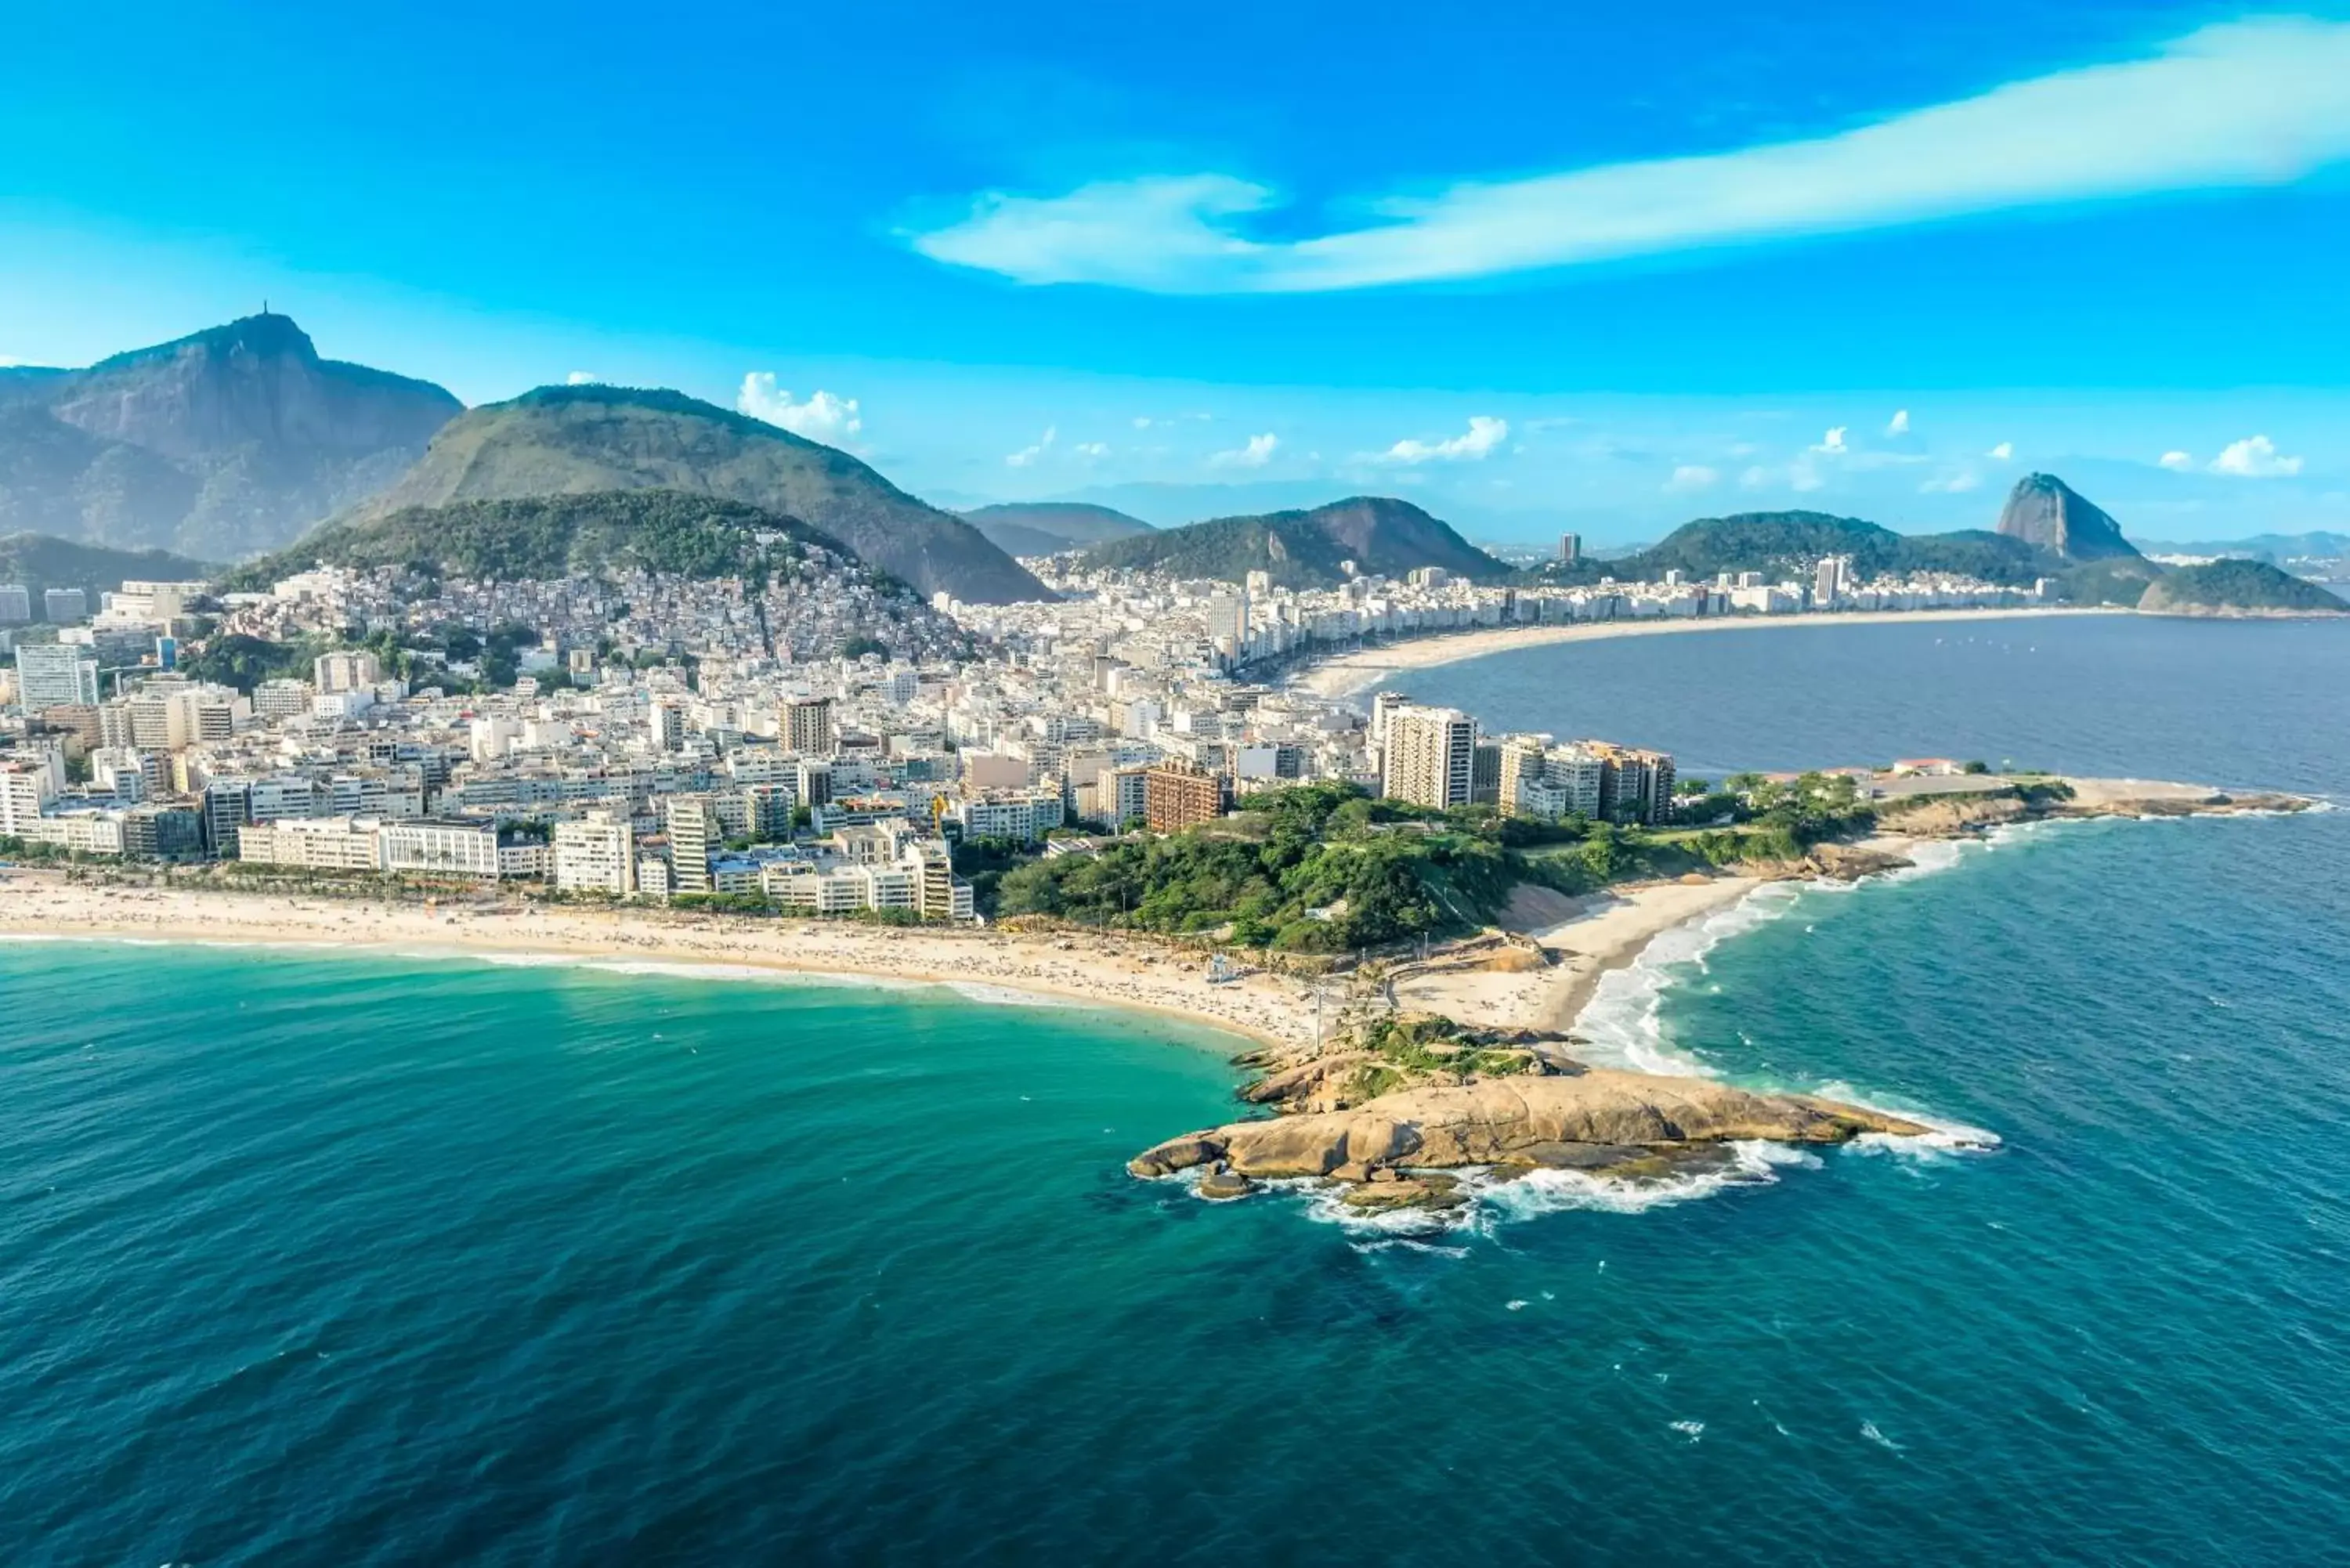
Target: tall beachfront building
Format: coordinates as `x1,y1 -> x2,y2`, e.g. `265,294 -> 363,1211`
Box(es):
1381,705 -> 1477,810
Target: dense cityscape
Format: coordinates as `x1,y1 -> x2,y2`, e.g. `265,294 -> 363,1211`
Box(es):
0,544 -> 2054,923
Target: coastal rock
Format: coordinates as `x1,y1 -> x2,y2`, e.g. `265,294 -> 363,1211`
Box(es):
1340,1174 -> 1466,1212
1196,1165 -> 1256,1201
1807,843 -> 1915,880
1130,1071 -> 1928,1183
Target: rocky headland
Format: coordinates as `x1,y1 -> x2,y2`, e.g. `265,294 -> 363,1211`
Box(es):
1128,1013 -> 1929,1210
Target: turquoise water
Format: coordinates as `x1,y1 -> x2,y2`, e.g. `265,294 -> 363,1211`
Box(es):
6,615 -> 2350,1564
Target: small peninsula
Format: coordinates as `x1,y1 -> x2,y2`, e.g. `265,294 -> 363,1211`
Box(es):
2138,558 -> 2348,618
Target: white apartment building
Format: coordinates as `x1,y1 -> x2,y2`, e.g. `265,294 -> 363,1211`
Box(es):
1381,704 -> 1477,810
381,820 -> 502,880
1,763 -> 53,835
555,812 -> 635,895
955,789 -> 1066,843
253,678 -> 313,717
15,645 -> 100,710
237,816 -> 388,873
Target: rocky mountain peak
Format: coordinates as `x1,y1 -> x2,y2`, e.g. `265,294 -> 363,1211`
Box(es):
1995,472 -> 2141,562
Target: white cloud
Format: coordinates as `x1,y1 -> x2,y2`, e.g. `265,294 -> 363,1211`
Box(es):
910,20 -> 2350,292
1004,425 -> 1058,468
1921,471 -> 1982,493
2207,435 -> 2302,477
1209,432 -> 1279,470
1072,441 -> 1109,459
1886,409 -> 1911,435
1813,427 -> 1849,454
736,374 -> 866,447
1789,456 -> 1827,493
1739,465 -> 1773,490
1374,415 -> 1509,465
566,370 -> 600,385
2159,450 -> 2195,471
1131,416 -> 1155,429
1987,440 -> 2015,461
1665,464 -> 1719,493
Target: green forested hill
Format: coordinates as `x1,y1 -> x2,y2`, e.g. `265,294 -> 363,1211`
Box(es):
331,385 -> 1046,603
227,490 -> 871,588
1078,497 -> 1510,587
2139,559 -> 2346,616
962,502 -> 1154,556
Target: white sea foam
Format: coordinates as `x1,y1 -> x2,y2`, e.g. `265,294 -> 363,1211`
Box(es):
1479,1141 -> 1823,1219
1571,883 -> 1804,1075
1670,1420 -> 1706,1443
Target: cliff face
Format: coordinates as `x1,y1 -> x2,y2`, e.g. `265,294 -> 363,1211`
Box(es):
1995,473 -> 2142,562
0,315 -> 461,559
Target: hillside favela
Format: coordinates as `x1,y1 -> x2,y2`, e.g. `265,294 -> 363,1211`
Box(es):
6,6 -> 2350,1564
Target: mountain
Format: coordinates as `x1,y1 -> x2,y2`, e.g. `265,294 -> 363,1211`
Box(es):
0,532 -> 214,607
1076,497 -> 1511,587
230,491 -> 862,587
960,501 -> 1153,558
2138,559 -> 2348,617
0,314 -> 461,560
2142,531 -> 2350,562
334,385 -> 1046,605
1996,474 -> 2142,561
1552,511 -> 2057,586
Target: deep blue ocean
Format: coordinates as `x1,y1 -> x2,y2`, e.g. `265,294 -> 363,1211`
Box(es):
5,613 -> 2349,1566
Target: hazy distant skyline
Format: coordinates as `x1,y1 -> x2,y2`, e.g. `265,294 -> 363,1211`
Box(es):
5,0 -> 2345,542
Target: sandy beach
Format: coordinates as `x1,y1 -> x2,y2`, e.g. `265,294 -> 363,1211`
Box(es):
0,868 -> 1767,1053
1295,605 -> 2127,701
1388,875 -> 1762,1035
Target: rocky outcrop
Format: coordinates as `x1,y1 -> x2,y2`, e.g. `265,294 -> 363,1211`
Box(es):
1130,1071 -> 1927,1183
1995,473 -> 2142,562
1806,842 -> 1915,880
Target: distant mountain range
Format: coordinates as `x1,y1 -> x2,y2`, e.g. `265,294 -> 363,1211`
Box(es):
0,316 -> 1047,605
1076,497 -> 1510,587
330,385 -> 1047,605
0,314 -> 460,560
960,501 -> 1154,558
2142,531 -> 2350,562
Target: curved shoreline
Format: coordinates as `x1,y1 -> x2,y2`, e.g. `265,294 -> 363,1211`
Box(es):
1293,605 -> 2130,701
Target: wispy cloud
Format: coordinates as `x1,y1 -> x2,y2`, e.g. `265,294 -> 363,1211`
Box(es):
1370,415 -> 1509,465
1920,470 -> 1981,493
1987,441 -> 2015,461
1664,464 -> 1719,493
1209,432 -> 1279,470
566,370 -> 600,385
1886,409 -> 1911,435
2160,449 -> 2195,471
1812,427 -> 1849,455
1005,425 -> 1058,468
2207,434 -> 2303,476
738,374 -> 865,448
911,20 -> 2350,293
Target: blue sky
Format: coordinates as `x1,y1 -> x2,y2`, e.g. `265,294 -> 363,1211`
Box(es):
5,0 -> 2347,542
